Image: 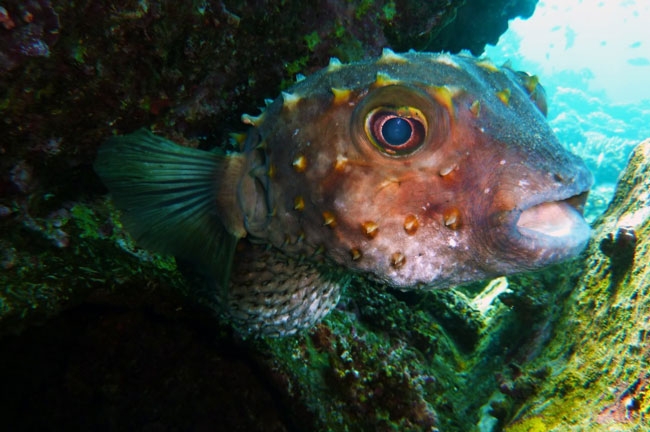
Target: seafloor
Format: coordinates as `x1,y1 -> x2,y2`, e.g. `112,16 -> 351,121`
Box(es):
1,1 -> 648,430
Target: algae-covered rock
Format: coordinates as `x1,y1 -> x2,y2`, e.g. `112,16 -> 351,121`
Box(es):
505,139 -> 650,430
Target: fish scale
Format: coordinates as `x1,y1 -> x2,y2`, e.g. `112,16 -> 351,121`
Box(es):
95,49 -> 592,336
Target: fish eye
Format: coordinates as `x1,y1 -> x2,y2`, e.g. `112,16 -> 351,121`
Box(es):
365,107 -> 427,155
351,85 -> 448,158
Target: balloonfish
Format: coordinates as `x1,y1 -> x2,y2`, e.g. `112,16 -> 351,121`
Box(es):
95,49 -> 592,336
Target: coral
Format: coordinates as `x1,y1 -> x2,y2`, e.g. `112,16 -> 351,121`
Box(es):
550,90 -> 650,221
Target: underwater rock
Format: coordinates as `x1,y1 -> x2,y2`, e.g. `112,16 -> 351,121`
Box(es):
425,0 -> 538,55
0,304 -> 301,431
504,138 -> 650,430
0,0 -> 60,72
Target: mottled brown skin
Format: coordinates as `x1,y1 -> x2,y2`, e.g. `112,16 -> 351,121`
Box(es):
237,51 -> 591,290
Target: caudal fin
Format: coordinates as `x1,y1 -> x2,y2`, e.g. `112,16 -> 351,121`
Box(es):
95,129 -> 243,289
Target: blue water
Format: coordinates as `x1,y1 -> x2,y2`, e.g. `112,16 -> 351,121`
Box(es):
484,0 -> 650,221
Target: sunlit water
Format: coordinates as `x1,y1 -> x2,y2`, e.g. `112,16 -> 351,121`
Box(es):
484,0 -> 650,221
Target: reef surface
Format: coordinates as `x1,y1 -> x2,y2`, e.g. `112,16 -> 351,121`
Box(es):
505,139 -> 650,431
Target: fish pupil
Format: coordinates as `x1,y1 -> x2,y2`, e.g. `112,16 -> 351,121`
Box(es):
382,117 -> 412,145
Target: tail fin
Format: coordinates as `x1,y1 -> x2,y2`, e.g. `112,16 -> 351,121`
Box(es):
95,129 -> 245,289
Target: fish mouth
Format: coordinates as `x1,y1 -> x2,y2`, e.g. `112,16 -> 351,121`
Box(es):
514,191 -> 591,252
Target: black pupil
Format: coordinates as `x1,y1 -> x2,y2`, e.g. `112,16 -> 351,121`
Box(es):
381,117 -> 412,146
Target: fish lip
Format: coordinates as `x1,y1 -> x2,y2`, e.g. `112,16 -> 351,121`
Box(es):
512,187 -> 591,253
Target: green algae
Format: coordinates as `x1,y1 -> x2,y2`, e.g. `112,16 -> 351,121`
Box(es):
355,0 -> 375,19
282,56 -> 310,88
260,304 -> 446,430
0,199 -> 187,335
250,270 -> 577,431
504,139 -> 650,430
304,31 -> 321,52
382,1 -> 397,20
507,416 -> 548,432
71,204 -> 101,239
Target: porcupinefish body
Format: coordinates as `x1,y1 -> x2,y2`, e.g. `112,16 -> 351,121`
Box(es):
95,49 -> 592,336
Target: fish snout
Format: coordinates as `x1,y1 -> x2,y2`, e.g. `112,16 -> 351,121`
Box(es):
484,157 -> 593,269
